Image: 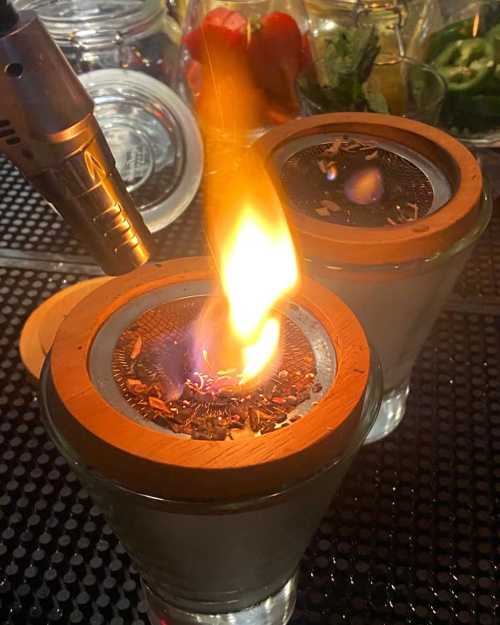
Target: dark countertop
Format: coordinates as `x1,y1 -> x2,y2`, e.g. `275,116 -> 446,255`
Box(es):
0,156 -> 499,625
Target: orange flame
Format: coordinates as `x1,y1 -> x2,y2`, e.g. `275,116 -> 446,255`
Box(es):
345,167 -> 384,205
194,34 -> 299,385
218,204 -> 298,383
472,12 -> 480,38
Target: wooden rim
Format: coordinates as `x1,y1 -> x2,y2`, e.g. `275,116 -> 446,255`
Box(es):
254,113 -> 483,265
47,257 -> 370,502
20,277 -> 112,382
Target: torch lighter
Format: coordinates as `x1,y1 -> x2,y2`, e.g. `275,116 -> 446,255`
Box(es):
0,1 -> 155,275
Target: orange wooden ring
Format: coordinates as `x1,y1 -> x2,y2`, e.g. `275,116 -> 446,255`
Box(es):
254,113 -> 483,266
47,257 -> 371,502
20,277 -> 112,382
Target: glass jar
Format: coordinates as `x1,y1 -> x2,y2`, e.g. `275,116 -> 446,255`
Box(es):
300,0 -> 447,120
300,54 -> 446,123
255,112 -> 492,443
306,0 -> 407,60
420,0 -> 500,146
15,0 -> 181,84
176,0 -> 311,137
306,0 -> 444,62
403,0 -> 446,60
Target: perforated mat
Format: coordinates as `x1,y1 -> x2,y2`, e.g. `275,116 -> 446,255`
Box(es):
1,156 -> 499,300
0,157 -> 500,625
0,158 -> 206,262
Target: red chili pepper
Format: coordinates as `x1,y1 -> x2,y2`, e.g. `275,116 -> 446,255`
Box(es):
183,7 -> 248,63
185,59 -> 203,99
249,12 -> 303,109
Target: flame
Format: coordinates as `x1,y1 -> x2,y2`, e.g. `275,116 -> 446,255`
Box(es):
472,12 -> 480,38
220,207 -> 298,382
242,317 -> 280,381
221,209 -> 298,341
192,30 -> 299,385
345,167 -> 384,205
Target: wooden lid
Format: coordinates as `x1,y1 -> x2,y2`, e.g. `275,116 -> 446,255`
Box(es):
44,257 -> 371,503
254,113 -> 483,265
20,277 -> 112,382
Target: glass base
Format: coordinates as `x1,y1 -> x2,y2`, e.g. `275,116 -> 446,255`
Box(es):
145,574 -> 298,625
364,381 -> 410,444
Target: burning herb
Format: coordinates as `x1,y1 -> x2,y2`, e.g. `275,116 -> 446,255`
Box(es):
112,298 -> 323,441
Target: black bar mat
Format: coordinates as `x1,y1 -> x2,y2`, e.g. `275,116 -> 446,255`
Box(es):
1,157 -> 499,301
0,158 -> 206,262
0,266 -> 498,625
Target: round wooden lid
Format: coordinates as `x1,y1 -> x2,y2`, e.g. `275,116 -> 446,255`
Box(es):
44,258 -> 372,502
254,113 -> 483,265
20,277 -> 112,382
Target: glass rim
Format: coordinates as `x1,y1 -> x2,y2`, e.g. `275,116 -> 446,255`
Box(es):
309,187 -> 492,274
17,0 -> 164,42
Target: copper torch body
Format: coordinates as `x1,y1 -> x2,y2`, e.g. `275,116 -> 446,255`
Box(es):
0,6 -> 155,274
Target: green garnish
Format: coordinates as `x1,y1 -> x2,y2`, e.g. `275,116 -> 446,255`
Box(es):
300,25 -> 385,113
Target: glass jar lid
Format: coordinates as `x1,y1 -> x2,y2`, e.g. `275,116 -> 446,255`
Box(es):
80,69 -> 203,233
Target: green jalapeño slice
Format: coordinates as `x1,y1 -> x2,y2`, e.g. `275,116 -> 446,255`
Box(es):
433,38 -> 495,93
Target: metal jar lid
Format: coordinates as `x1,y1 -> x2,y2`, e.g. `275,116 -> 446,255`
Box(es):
79,69 -> 203,233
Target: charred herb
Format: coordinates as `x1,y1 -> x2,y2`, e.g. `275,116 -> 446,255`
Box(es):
112,299 -> 321,441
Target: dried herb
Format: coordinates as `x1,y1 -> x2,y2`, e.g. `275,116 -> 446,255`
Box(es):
281,136 -> 434,228
112,298 -> 322,441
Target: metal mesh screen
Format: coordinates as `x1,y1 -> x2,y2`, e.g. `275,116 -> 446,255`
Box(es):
280,136 -> 436,227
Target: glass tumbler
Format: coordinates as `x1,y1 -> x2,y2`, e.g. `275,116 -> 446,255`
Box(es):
40,258 -> 382,625
254,112 -> 492,443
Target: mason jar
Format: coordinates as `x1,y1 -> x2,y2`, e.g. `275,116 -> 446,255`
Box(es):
305,0 -> 407,59
300,0 -> 448,122
15,0 -> 181,84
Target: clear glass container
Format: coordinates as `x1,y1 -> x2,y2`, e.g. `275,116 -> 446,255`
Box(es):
42,354 -> 381,625
40,264 -> 383,625
260,114 -> 492,444
308,188 -> 491,442
15,0 -> 181,84
300,54 -> 446,122
300,0 -> 446,119
306,0 -> 407,60
78,69 -> 203,234
419,0 -> 500,146
176,0 -> 311,136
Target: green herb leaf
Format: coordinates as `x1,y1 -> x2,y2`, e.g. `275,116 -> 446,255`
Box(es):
306,25 -> 380,112
363,85 -> 389,113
